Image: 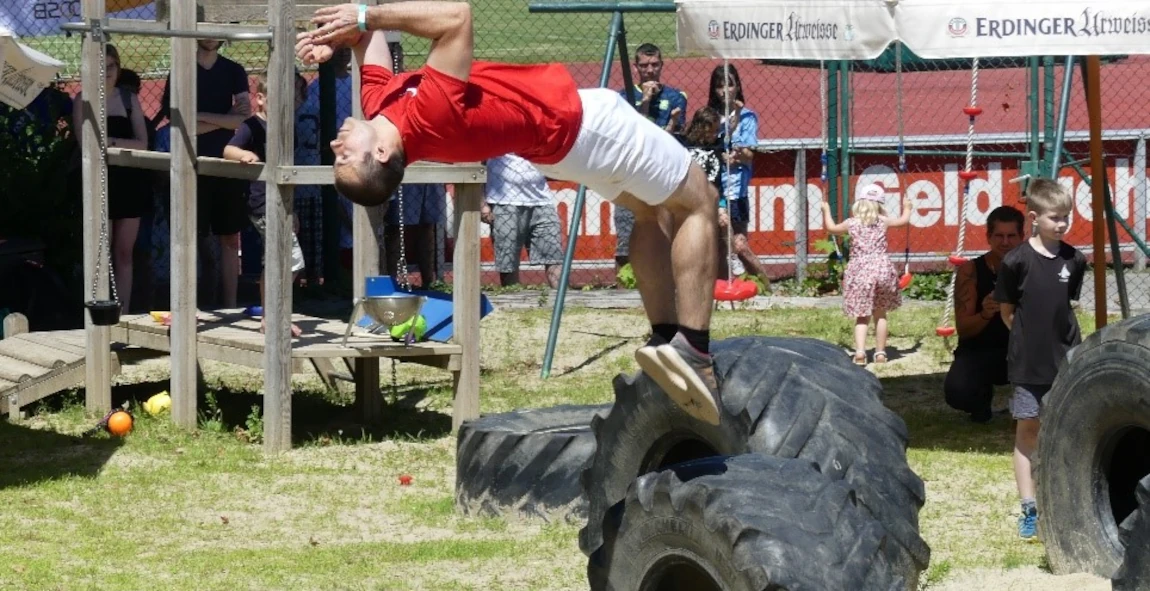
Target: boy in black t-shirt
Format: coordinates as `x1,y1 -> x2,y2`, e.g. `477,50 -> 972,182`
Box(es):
993,178 -> 1087,542
223,75 -> 307,337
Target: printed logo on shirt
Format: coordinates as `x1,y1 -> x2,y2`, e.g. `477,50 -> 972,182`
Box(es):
405,87 -> 418,98
1058,264 -> 1070,283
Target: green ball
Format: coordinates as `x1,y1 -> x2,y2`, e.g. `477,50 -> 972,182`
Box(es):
390,314 -> 428,341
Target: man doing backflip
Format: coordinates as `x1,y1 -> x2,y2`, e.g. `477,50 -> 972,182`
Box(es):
296,2 -> 723,424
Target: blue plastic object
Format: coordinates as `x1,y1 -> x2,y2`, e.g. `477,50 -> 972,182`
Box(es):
362,277 -> 493,343
244,306 -> 264,317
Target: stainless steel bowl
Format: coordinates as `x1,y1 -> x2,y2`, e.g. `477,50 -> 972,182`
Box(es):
360,294 -> 426,328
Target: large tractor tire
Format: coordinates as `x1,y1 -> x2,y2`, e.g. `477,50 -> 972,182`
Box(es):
455,404 -> 611,523
588,454 -> 905,591
579,336 -> 929,589
1037,315 -> 1150,577
1112,475 -> 1150,591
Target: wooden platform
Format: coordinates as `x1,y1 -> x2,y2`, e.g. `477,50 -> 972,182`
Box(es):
0,329 -> 121,419
110,310 -> 463,375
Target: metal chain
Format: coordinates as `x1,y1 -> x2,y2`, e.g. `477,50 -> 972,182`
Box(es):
392,48 -> 409,291
390,358 -> 399,402
90,24 -> 118,305
389,45 -> 405,400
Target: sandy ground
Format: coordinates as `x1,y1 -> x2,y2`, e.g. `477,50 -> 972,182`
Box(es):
927,568 -> 1110,591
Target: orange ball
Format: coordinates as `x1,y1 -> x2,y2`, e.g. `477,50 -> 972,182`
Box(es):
106,411 -> 133,437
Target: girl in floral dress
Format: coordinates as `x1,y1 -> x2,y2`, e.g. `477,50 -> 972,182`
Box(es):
821,183 -> 912,365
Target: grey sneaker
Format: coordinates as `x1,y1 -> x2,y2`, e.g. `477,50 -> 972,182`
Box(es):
635,333 -> 721,425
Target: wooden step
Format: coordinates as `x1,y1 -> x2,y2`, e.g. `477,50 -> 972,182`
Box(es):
14,332 -> 87,357
0,338 -> 76,369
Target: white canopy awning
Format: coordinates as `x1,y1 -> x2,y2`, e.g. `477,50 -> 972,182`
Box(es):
676,0 -> 1150,59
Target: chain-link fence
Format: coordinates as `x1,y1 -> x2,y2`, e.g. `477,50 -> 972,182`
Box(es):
1,1 -> 1147,318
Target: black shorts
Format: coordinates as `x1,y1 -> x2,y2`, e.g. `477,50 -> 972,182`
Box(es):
198,176 -> 249,236
728,198 -> 750,235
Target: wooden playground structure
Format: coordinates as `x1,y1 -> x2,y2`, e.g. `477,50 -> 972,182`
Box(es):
37,0 -> 488,451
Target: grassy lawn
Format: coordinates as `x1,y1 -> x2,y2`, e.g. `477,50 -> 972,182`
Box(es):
0,303 -> 1118,590
24,3 -> 677,80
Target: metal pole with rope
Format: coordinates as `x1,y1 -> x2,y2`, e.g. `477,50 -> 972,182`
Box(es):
895,43 -> 913,290
936,57 -> 982,339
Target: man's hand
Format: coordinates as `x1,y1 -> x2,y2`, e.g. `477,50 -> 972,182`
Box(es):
980,293 -> 1000,317
664,107 -> 682,132
718,207 -> 730,229
239,151 -> 260,164
480,203 -> 494,225
296,31 -> 337,65
640,81 -> 660,103
310,4 -> 364,46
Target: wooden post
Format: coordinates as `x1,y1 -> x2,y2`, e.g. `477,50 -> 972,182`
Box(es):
169,0 -> 199,428
263,0 -> 296,453
794,149 -> 808,285
350,44 -> 384,423
80,0 -> 112,416
452,183 -> 482,432
2,313 -> 28,339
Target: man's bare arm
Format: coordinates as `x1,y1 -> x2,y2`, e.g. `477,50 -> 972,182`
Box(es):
196,92 -> 251,131
353,30 -> 394,69
198,112 -> 246,130
307,2 -> 472,81
954,262 -> 989,338
368,2 -> 471,80
999,303 -> 1015,330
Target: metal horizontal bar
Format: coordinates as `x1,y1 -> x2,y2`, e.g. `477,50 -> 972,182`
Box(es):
61,20 -> 273,41
277,163 -> 487,185
106,148 -> 487,184
850,148 -> 1029,159
528,1 -> 675,12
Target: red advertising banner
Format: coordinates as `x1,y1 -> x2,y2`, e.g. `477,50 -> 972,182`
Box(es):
469,144 -> 1149,267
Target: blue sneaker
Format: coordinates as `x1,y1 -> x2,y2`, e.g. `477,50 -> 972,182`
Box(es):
1018,506 -> 1039,541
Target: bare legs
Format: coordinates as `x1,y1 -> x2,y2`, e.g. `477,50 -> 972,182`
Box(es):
874,309 -> 888,358
1014,418 -> 1039,499
614,164 -> 718,336
853,310 -> 890,363
853,316 -> 869,361
219,233 -> 240,309
111,218 -> 139,312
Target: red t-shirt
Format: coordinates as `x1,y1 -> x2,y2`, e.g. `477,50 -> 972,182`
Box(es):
360,61 -> 583,165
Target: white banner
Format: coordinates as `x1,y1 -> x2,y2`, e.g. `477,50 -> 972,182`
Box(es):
0,28 -> 65,109
676,0 -> 898,60
896,0 -> 1150,58
676,0 -> 1150,60
0,1 -> 157,38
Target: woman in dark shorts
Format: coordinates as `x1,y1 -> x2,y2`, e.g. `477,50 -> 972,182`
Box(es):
72,44 -> 152,313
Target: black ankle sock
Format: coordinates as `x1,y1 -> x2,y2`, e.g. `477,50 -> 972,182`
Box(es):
648,324 -> 679,347
678,327 -> 710,354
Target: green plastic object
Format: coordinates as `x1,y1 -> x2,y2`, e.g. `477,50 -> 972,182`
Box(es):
390,314 -> 428,342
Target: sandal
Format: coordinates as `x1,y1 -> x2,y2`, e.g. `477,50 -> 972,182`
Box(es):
873,351 -> 888,364
852,351 -> 867,366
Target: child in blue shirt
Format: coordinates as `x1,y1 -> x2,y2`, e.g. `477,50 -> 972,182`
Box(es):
707,64 -> 767,286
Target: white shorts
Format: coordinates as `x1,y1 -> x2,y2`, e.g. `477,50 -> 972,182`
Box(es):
533,88 -> 692,206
